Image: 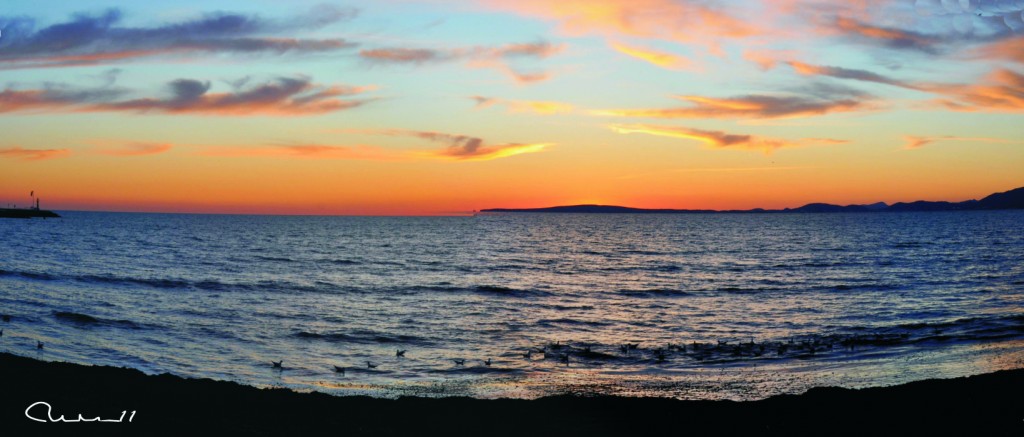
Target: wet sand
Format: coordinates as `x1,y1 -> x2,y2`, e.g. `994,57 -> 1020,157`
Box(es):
1,352 -> 1021,435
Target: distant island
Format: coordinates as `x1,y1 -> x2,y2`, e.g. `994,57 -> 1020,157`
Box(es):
482,186 -> 1024,214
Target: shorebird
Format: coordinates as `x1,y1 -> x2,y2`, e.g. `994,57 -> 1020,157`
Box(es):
483,358 -> 492,366
396,349 -> 406,357
37,341 -> 44,350
333,366 -> 345,375
367,361 -> 378,369
271,360 -> 282,368
452,359 -> 465,366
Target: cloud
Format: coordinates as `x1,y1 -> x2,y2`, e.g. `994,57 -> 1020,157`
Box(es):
595,90 -> 872,120
0,76 -> 375,116
95,142 -> 172,156
902,135 -> 1012,149
0,146 -> 71,160
833,17 -> 941,54
469,95 -> 573,114
610,41 -> 691,70
203,144 -> 404,161
358,41 -> 563,83
609,124 -> 845,153
480,0 -> 758,43
342,129 -> 551,161
0,6 -> 358,69
929,68 -> 1024,112
786,61 -> 919,89
975,37 -> 1024,64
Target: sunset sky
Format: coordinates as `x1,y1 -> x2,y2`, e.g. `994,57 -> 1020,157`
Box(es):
2,0 -> 1023,215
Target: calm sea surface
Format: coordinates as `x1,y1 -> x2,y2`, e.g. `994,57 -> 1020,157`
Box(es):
1,211 -> 1023,399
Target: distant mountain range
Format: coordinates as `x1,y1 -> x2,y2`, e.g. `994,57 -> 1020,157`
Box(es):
481,187 -> 1024,214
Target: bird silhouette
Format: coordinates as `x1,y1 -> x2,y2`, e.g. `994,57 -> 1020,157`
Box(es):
452,359 -> 466,366
483,358 -> 492,366
37,341 -> 44,350
367,361 -> 378,369
333,366 -> 345,375
396,349 -> 406,357
271,360 -> 283,368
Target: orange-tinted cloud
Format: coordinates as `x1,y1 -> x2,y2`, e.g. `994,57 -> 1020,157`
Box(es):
833,17 -> 939,53
596,92 -> 871,119
786,61 -> 918,89
0,147 -> 72,160
610,42 -> 691,70
930,68 -> 1024,112
203,144 -> 404,161
903,135 -> 1012,150
0,77 -> 375,116
469,96 -> 573,114
482,0 -> 758,43
975,38 -> 1024,64
609,124 -> 845,153
373,129 -> 551,161
95,142 -> 173,156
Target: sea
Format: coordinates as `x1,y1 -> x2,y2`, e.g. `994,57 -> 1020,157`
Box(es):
1,211 -> 1023,400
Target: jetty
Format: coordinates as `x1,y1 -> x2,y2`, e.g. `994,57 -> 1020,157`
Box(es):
0,195 -> 60,219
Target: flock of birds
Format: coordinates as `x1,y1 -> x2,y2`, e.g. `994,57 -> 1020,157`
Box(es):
3,311 -> 921,378
266,332 -> 916,376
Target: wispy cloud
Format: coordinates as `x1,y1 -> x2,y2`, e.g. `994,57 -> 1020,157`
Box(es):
0,6 -> 359,69
470,95 -> 573,114
609,124 -> 846,153
94,142 -> 173,156
786,61 -> 919,90
358,41 -> 562,84
0,76 -> 375,116
0,146 -> 71,160
373,129 -> 551,161
202,144 -> 404,161
832,17 -> 941,54
903,135 -> 1013,150
481,0 -> 758,43
610,41 -> 691,70
929,68 -> 1024,112
596,89 -> 872,120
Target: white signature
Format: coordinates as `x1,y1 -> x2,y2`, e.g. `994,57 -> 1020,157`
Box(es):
25,401 -> 136,423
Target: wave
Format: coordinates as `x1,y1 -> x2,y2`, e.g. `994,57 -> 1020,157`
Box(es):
618,288 -> 691,298
472,285 -> 549,298
52,311 -> 143,329
293,329 -> 435,346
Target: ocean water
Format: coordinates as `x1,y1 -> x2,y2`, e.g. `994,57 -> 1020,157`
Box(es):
1,211 -> 1023,400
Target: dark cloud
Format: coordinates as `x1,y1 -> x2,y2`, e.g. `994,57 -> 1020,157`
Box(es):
0,6 -> 358,68
0,76 -> 375,116
787,61 -> 919,90
597,88 -> 873,120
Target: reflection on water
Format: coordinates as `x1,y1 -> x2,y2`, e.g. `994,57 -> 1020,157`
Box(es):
0,211 -> 1022,399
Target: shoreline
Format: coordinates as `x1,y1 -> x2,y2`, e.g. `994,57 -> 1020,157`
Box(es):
1,353 -> 1022,435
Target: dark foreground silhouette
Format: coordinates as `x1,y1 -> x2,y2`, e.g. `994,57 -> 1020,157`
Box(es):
0,208 -> 60,219
1,353 -> 1021,435
483,186 -> 1024,214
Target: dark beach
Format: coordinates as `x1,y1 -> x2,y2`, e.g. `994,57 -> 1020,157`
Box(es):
1,352 -> 1021,435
